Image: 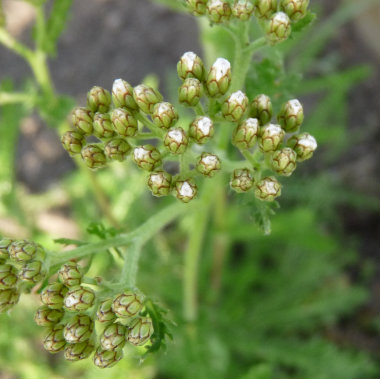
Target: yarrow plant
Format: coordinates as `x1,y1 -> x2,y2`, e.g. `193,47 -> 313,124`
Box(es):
0,0 -> 320,370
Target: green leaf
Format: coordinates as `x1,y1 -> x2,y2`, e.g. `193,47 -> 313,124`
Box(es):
53,238 -> 86,247
291,11 -> 317,34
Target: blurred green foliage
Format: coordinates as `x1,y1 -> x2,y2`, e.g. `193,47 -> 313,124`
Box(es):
0,0 -> 378,378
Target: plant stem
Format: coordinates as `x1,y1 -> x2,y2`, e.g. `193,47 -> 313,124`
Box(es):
50,202 -> 187,266
121,242 -> 142,287
135,113 -> 164,138
0,92 -> 31,105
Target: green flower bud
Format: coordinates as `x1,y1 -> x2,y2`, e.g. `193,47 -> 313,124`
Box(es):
96,299 -> 117,323
254,0 -> 277,19
280,0 -> 309,21
34,305 -> 64,326
232,118 -> 260,150
104,138 -> 131,161
19,260 -> 45,283
205,58 -> 231,98
185,0 -> 208,16
0,288 -> 19,312
152,102 -> 179,129
100,323 -> 127,351
72,107 -> 94,135
287,132 -> 317,161
81,144 -> 107,169
207,0 -> 232,23
177,52 -> 205,81
64,340 -> 94,361
41,282 -> 68,310
189,116 -> 214,144
0,238 -> 13,260
147,171 -> 172,197
128,317 -> 153,346
63,285 -> 95,312
255,176 -> 282,201
111,108 -> 138,137
93,347 -> 123,369
230,168 -> 254,193
8,240 -> 45,263
178,78 -> 203,107
175,179 -> 197,203
87,86 -> 111,113
112,79 -> 138,111
250,94 -> 273,125
132,145 -> 162,171
196,153 -> 221,177
277,99 -> 304,133
222,90 -> 249,122
259,123 -> 285,152
265,12 -> 292,45
164,127 -> 189,155
64,314 -> 94,344
58,262 -> 82,288
61,131 -> 86,156
271,147 -> 297,176
133,84 -> 163,114
93,113 -> 115,139
43,324 -> 66,354
232,0 -> 254,21
112,290 -> 144,319
0,264 -> 18,289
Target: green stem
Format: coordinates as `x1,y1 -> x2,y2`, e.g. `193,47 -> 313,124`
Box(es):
194,102 -> 205,116
183,180 -> 214,322
0,28 -> 33,61
50,202 -> 187,266
0,92 -> 32,105
121,242 -> 142,287
135,113 -> 164,138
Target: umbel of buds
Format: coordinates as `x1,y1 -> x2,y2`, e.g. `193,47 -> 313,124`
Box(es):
222,91 -> 249,122
148,171 -> 172,197
232,118 -> 260,150
207,0 -> 232,24
265,12 -> 292,45
255,176 -> 282,201
189,116 -> 214,144
206,58 -> 231,97
177,51 -> 205,81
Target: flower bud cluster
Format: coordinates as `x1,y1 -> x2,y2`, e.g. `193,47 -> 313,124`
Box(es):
0,238 -> 47,312
184,0 -> 309,45
61,52 -> 316,205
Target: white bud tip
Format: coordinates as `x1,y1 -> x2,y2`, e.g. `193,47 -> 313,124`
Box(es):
265,123 -> 283,136
156,102 -> 172,113
212,58 -> 231,81
201,155 -> 218,166
263,179 -> 278,195
181,52 -> 197,69
179,181 -> 194,197
245,118 -> 260,129
229,90 -> 247,104
168,129 -> 184,143
113,79 -> 127,92
288,99 -> 303,113
299,134 -> 317,150
134,147 -> 148,160
197,116 -> 213,135
273,12 -> 290,23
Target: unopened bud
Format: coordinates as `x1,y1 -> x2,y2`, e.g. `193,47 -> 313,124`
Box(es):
222,90 -> 249,122
250,94 -> 273,125
128,317 -> 153,346
177,52 -> 205,81
271,147 -> 297,176
259,123 -> 285,152
112,290 -> 144,319
63,285 -> 95,312
133,84 -> 163,114
9,240 -> 45,263
179,78 -> 203,107
0,238 -> 13,260
58,261 -> 82,287
254,176 -> 281,201
0,264 -> 18,289
93,113 -> 115,139
147,171 -> 172,197
72,107 -> 94,135
133,145 -> 162,171
40,282 -> 68,310
189,116 -> 214,144
87,86 -> 111,113
232,0 -> 255,21
230,168 -> 254,193
254,0 -> 277,19
19,260 -> 45,283
112,79 -> 138,111
277,99 -> 304,133
175,179 -> 197,203
164,127 -> 189,155
64,340 -> 94,361
265,12 -> 292,45
196,153 -> 221,177
207,0 -> 232,23
152,102 -> 179,129
232,118 -> 260,150
34,306 -> 64,326
44,324 -> 66,353
81,144 -> 107,169
104,138 -> 131,161
185,0 -> 208,16
280,0 -> 309,21
64,314 -> 94,343
93,347 -> 123,369
96,299 -> 117,323
287,132 -> 317,161
111,108 -> 138,137
61,131 -> 85,156
100,323 -> 126,351
205,58 -> 231,97
0,288 -> 19,312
